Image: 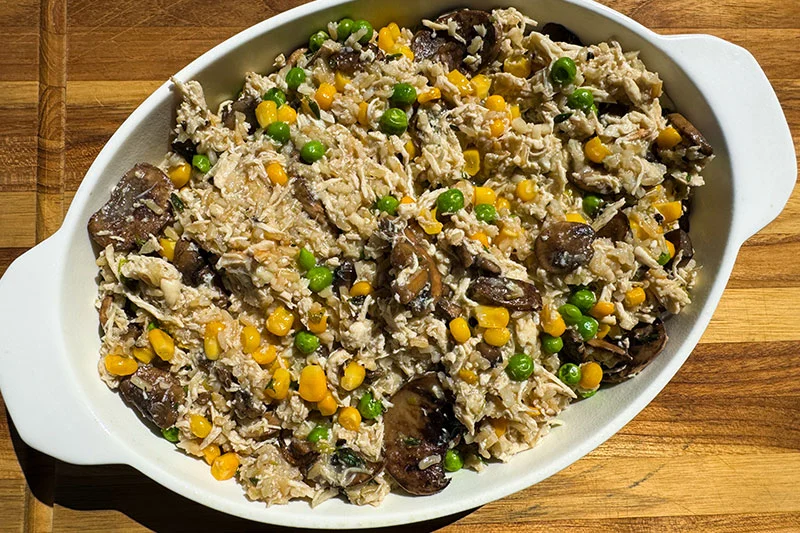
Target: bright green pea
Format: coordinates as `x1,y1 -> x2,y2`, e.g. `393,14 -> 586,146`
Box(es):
390,83 -> 417,107
541,334 -> 564,354
550,57 -> 577,85
657,252 -> 671,266
307,425 -> 329,443
192,154 -> 211,173
263,87 -> 287,108
300,140 -> 326,163
567,88 -> 594,112
266,121 -> 290,144
474,203 -> 497,223
358,391 -> 383,419
557,363 -> 581,385
297,247 -> 316,271
337,18 -> 355,41
579,389 -> 597,399
294,331 -> 320,354
437,188 -> 465,213
575,315 -> 599,341
309,30 -> 329,52
443,449 -> 464,472
286,67 -> 306,91
306,265 -> 333,292
376,195 -> 400,215
352,20 -> 374,44
379,108 -> 408,136
558,303 -> 583,325
568,289 -> 596,313
161,427 -> 179,443
583,195 -> 603,217
506,353 -> 534,381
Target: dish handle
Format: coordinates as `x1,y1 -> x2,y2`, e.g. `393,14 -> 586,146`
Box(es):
663,34 -> 797,243
0,234 -> 122,465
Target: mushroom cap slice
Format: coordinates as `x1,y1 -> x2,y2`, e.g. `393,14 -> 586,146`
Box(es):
666,113 -> 713,156
596,211 -> 630,242
412,9 -> 500,73
467,276 -> 542,311
118,365 -> 185,429
535,221 -> 596,274
664,229 -> 693,267
540,22 -> 583,46
221,94 -> 258,134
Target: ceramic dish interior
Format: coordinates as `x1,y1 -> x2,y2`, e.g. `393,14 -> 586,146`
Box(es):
0,0 -> 794,528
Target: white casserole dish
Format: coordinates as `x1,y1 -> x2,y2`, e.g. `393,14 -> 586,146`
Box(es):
0,0 -> 795,528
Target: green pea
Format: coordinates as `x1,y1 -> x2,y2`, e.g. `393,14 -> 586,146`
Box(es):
263,87 -> 287,108
379,107 -> 408,136
309,30 -> 329,52
286,67 -> 306,91
390,83 -> 417,107
583,195 -> 603,217
506,353 -> 534,381
568,289 -> 596,313
541,334 -> 564,354
307,425 -> 329,443
352,19 -> 374,44
443,449 -> 464,472
192,154 -> 211,173
437,188 -> 465,214
300,140 -> 326,163
337,18 -> 355,41
266,121 -> 290,144
376,195 -> 400,215
474,203 -> 497,223
294,331 -> 320,354
558,303 -> 583,325
657,252 -> 671,266
575,315 -> 599,341
579,389 -> 597,399
306,265 -> 333,292
297,247 -> 316,271
567,88 -> 594,112
550,57 -> 577,85
161,427 -> 180,443
557,363 -> 581,386
358,391 -> 383,419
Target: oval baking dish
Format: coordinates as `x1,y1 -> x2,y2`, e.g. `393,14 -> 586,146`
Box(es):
0,0 -> 794,528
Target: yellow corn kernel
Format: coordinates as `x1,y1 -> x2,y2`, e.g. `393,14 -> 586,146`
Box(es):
190,414 -> 212,439
203,321 -> 224,360
132,346 -> 155,364
665,240 -> 676,259
654,201 -> 682,223
542,307 -> 566,337
579,361 -> 603,389
317,391 -> 338,416
276,104 -> 297,124
392,44 -> 414,60
266,305 -> 294,336
485,94 -> 506,112
400,196 -> 415,204
240,325 -> 261,354
104,354 -> 138,376
624,287 -> 646,307
474,186 -> 495,206
492,417 -> 508,437
590,301 -> 615,319
308,309 -> 328,334
417,87 -> 441,104
298,365 -> 328,403
266,367 -> 291,400
496,197 -> 511,211
377,27 -> 395,52
203,444 -> 221,465
447,70 -> 474,96
341,361 -> 366,391
475,305 -> 510,328
315,82 -> 336,111
420,208 -> 443,235
458,368 -> 478,385
470,74 -> 492,99
350,281 -> 373,297
585,136 -> 613,164
596,322 -> 611,340
510,104 -> 521,119
470,232 -> 490,248
387,22 -> 401,39
338,406 -> 362,431
489,119 -> 505,137
266,162 -> 288,186
211,452 -> 239,481
498,224 -> 520,242
168,163 -> 192,188
148,328 -> 175,361
503,56 -> 532,78
255,100 -> 277,128
656,126 -> 682,149
357,101 -> 369,126
449,317 -> 471,344
159,238 -> 176,262
463,149 -> 481,176
251,344 -> 277,365
405,140 -> 416,160
565,212 -> 586,223
484,327 -> 511,347
334,71 -> 350,92
515,179 -> 537,202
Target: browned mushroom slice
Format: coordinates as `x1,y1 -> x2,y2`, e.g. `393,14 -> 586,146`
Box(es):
333,259 -> 357,290
88,163 -> 175,252
221,94 -> 259,135
587,338 -> 627,356
467,276 -> 542,311
596,212 -> 630,242
329,447 -> 384,488
118,365 -> 185,429
435,298 -> 463,322
666,113 -> 713,156
541,22 -> 583,46
383,373 -> 460,495
279,432 -> 319,471
558,329 -> 586,365
603,319 -> 667,383
535,221 -> 596,274
412,9 -> 500,73
390,225 -> 442,311
664,229 -> 693,267
171,137 -> 197,161
454,243 -> 501,274
476,341 -> 502,366
293,177 -> 340,233
99,294 -> 114,326
173,239 -> 215,286
328,44 -> 381,75
231,389 -> 266,421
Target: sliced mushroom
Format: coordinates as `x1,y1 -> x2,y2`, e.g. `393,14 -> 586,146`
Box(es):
569,167 -> 621,195
221,94 -> 259,135
173,239 -> 215,286
596,212 -> 630,242
666,113 -> 713,156
390,225 -> 442,313
328,44 -> 382,75
587,338 -> 627,356
231,389 -> 266,421
118,365 -> 185,429
279,432 -> 319,471
293,177 -> 339,234
540,22 -> 583,46
412,9 -> 500,73
99,294 -> 114,327
454,243 -> 501,274
558,329 -> 586,365
88,163 -> 175,252
467,276 -> 542,311
333,259 -> 357,290
603,319 -> 667,383
534,221 -> 596,274
476,341 -> 502,366
598,102 -> 630,117
435,298 -> 463,322
664,229 -> 693,267
170,137 -> 197,161
329,447 -> 384,488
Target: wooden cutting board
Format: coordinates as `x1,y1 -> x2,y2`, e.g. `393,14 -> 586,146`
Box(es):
1,0 -> 798,531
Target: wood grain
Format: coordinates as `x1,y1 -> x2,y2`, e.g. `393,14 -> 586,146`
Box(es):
0,0 -> 798,531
